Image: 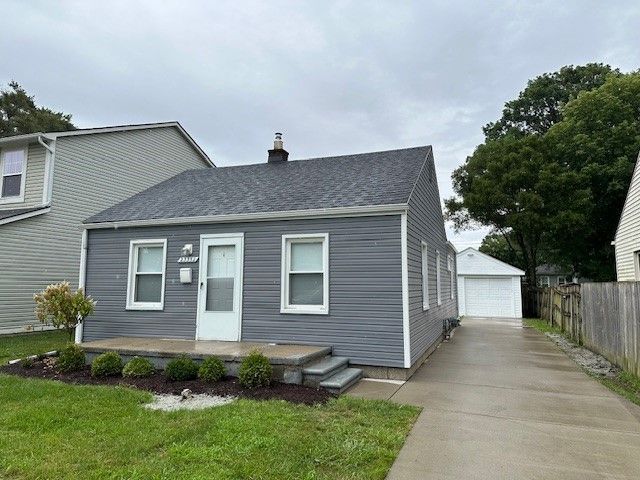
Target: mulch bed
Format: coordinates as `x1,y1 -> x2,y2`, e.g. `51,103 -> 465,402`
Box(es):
1,360 -> 335,406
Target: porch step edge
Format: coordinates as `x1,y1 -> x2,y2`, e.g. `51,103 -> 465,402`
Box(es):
303,356 -> 349,376
319,367 -> 363,394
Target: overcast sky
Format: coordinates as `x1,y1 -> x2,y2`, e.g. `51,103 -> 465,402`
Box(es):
2,0 -> 639,248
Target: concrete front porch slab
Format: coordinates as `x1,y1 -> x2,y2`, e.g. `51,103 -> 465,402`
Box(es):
81,337 -> 331,365
81,337 -> 332,384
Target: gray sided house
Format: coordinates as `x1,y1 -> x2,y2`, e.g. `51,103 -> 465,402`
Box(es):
0,123 -> 212,334
79,142 -> 458,375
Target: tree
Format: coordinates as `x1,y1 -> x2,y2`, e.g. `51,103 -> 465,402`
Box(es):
546,74 -> 640,280
0,81 -> 75,137
479,233 -> 526,271
484,63 -> 617,140
34,282 -> 95,341
446,63 -> 634,285
446,134 -> 589,284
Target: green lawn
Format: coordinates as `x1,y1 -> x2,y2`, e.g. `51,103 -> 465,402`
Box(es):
522,318 -> 562,334
0,330 -> 68,364
0,375 -> 419,480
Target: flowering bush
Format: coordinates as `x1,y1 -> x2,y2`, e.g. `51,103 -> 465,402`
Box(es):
34,282 -> 95,340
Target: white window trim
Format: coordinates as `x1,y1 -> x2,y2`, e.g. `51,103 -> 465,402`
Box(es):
126,239 -> 167,311
448,254 -> 454,299
280,233 -> 329,315
0,146 -> 27,204
436,250 -> 442,306
421,241 -> 429,310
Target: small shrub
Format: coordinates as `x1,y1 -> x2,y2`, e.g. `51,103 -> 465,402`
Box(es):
57,343 -> 86,372
198,356 -> 226,383
123,356 -> 155,378
165,355 -> 199,381
21,357 -> 34,369
91,351 -> 123,377
238,350 -> 272,389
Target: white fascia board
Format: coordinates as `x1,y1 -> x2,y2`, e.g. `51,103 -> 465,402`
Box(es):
0,207 -> 50,226
83,204 -> 409,230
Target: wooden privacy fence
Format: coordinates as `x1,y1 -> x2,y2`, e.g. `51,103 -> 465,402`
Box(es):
528,282 -> 640,376
581,282 -> 640,377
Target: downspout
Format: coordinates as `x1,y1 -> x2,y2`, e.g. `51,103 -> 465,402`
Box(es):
74,228 -> 88,344
38,135 -> 55,205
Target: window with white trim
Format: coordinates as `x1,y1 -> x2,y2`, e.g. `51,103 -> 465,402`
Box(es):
281,233 -> 329,314
421,241 -> 429,310
126,239 -> 167,310
0,148 -> 25,200
448,254 -> 454,299
436,250 -> 442,305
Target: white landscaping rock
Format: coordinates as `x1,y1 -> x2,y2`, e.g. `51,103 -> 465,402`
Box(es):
144,393 -> 236,411
546,333 -> 619,377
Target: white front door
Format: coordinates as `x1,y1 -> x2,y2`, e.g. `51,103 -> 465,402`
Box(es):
196,234 -> 244,341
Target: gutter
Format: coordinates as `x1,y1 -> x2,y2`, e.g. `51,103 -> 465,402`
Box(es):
74,229 -> 89,344
82,203 -> 410,230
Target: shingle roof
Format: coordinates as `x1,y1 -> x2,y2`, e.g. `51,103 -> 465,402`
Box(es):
0,205 -> 49,223
85,146 -> 431,224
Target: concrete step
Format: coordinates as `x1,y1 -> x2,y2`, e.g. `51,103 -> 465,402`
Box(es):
303,356 -> 349,386
319,367 -> 363,394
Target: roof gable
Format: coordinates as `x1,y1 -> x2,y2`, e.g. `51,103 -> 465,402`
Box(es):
614,151 -> 640,242
85,146 -> 431,225
456,247 -> 525,276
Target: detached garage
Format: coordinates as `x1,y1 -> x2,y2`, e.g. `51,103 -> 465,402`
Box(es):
456,248 -> 525,318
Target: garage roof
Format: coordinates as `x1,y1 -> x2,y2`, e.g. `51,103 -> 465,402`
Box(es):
456,248 -> 525,276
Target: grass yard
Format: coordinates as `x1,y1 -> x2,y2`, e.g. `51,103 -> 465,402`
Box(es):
0,330 -> 68,364
0,375 -> 419,480
0,334 -> 420,479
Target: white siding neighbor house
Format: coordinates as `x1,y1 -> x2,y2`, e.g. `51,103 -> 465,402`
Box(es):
0,122 -> 212,334
614,152 -> 640,280
456,247 -> 525,318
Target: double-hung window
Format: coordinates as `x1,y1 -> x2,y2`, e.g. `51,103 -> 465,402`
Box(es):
0,148 -> 26,201
126,239 -> 167,310
448,254 -> 454,299
281,233 -> 329,314
421,241 -> 429,310
436,250 -> 442,305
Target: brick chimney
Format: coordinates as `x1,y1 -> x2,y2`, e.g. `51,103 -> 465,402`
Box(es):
268,132 -> 289,163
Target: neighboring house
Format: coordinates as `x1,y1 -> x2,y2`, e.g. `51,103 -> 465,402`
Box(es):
0,122 -> 213,334
614,152 -> 640,280
457,248 -> 525,318
77,139 -> 458,377
535,264 -> 579,287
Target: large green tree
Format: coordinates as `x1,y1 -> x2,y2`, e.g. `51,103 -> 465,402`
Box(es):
546,74 -> 640,280
446,64 -> 619,285
0,81 -> 75,137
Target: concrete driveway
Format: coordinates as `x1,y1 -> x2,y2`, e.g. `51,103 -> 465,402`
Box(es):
349,317 -> 640,479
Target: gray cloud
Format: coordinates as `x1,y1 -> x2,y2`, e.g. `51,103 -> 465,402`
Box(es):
3,0 -> 639,248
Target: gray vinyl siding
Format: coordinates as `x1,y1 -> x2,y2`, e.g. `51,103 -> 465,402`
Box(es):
0,127 -> 210,334
82,215 -> 406,367
407,149 -> 458,365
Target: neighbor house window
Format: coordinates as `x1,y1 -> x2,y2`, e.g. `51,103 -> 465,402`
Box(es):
436,250 -> 442,305
126,239 -> 167,310
281,233 -> 329,314
537,276 -> 551,287
0,148 -> 25,201
448,254 -> 454,299
421,241 -> 429,310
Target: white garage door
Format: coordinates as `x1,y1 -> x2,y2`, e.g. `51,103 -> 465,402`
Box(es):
465,277 -> 515,317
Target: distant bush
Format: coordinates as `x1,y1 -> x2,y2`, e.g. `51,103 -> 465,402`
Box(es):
164,355 -> 199,381
238,350 -> 272,389
198,356 -> 226,383
123,356 -> 155,378
91,352 -> 123,377
57,343 -> 85,372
